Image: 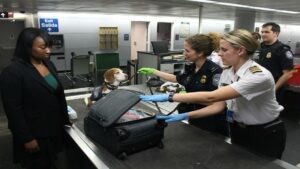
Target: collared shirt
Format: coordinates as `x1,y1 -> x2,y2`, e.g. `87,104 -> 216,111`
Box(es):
219,59 -> 283,125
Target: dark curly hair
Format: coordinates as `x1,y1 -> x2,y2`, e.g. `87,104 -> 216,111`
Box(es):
185,33 -> 220,57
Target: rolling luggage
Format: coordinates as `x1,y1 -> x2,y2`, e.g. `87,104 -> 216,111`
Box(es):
84,89 -> 167,159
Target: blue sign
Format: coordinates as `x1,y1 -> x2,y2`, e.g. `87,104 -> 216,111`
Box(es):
39,18 -> 59,32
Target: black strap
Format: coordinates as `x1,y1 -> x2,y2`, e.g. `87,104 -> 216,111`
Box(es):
104,82 -> 118,90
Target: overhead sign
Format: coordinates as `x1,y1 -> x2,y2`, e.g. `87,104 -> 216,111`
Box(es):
39,18 -> 59,32
0,12 -> 14,18
0,12 -> 8,18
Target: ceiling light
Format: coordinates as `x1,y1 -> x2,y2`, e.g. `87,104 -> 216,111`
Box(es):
188,0 -> 300,14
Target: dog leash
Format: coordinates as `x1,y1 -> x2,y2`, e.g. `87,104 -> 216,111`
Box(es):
148,83 -> 179,116
146,76 -> 165,115
120,71 -> 137,85
123,73 -> 178,116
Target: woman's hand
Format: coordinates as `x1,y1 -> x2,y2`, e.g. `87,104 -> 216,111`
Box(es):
139,94 -> 169,102
24,139 -> 40,153
156,113 -> 189,123
138,68 -> 156,75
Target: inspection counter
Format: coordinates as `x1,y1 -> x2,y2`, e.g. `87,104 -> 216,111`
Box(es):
65,85 -> 298,169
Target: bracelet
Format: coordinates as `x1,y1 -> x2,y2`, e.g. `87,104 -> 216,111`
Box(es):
168,93 -> 175,102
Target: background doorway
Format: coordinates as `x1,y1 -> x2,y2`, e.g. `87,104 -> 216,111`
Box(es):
157,22 -> 172,50
0,20 -> 25,72
131,21 -> 149,60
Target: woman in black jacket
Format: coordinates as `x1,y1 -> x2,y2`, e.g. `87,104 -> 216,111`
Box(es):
0,28 -> 71,169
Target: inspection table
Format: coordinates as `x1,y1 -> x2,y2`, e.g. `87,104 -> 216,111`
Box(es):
65,84 -> 298,169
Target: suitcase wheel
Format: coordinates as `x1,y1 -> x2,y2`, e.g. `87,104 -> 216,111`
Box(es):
157,141 -> 164,149
117,152 -> 127,160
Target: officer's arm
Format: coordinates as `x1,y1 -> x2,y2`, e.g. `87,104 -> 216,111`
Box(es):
275,70 -> 293,91
153,70 -> 177,82
276,48 -> 294,90
172,85 -> 240,104
188,101 -> 226,119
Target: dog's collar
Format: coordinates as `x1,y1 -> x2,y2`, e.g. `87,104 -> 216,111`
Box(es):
104,82 -> 118,90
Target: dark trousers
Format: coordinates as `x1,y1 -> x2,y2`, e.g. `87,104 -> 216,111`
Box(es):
230,118 -> 286,159
276,86 -> 287,106
21,150 -> 55,169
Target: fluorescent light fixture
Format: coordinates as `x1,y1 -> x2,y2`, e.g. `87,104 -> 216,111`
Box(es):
188,0 -> 300,14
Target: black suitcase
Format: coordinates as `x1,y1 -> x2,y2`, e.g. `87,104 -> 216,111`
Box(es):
84,89 -> 167,159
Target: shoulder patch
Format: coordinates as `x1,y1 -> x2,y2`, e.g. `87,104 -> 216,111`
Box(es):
212,73 -> 221,87
285,51 -> 293,59
249,66 -> 262,73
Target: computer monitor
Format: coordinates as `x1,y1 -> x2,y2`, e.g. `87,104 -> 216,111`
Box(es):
151,41 -> 169,54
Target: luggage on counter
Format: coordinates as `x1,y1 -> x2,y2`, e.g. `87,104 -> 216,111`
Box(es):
84,89 -> 167,159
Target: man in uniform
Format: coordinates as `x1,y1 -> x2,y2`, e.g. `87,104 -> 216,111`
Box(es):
258,22 -> 294,104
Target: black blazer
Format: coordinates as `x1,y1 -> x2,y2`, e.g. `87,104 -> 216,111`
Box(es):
0,59 -> 71,144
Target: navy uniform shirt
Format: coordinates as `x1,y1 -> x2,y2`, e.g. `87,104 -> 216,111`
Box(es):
258,40 -> 294,82
176,60 -> 227,134
176,59 -> 222,95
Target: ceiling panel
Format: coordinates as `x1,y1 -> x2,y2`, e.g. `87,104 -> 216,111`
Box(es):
1,0 -> 300,24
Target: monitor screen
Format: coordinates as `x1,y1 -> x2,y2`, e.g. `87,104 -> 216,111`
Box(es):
151,41 -> 169,54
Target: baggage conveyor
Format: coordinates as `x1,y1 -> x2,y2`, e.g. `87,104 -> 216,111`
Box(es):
65,84 -> 299,169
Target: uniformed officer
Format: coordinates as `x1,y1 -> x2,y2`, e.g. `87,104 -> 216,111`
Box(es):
140,29 -> 286,159
258,22 -> 294,104
138,33 -> 228,136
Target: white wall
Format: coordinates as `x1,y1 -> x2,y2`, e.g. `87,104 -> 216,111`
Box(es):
201,19 -> 235,34
173,19 -> 199,50
38,12 -> 199,69
37,11 -> 300,69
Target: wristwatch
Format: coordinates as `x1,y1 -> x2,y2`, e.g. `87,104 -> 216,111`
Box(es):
168,92 -> 175,102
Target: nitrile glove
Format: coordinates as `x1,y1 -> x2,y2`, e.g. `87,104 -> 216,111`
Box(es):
156,113 -> 189,123
139,94 -> 169,102
67,106 -> 78,120
138,68 -> 156,75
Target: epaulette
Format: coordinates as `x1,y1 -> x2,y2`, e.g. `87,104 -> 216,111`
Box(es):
277,41 -> 291,50
249,66 -> 262,73
222,66 -> 232,70
283,45 -> 290,49
210,66 -> 219,73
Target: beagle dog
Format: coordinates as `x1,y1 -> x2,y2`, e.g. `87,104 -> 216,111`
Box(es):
86,68 -> 128,107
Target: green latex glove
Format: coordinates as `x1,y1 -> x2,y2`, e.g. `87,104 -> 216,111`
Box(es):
138,68 -> 156,75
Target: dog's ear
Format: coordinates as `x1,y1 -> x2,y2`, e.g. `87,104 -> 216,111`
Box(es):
104,68 -> 118,83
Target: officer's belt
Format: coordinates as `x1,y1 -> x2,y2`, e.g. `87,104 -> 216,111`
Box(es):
232,118 -> 280,129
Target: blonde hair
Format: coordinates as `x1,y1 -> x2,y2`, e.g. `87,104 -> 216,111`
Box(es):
208,32 -> 220,50
221,29 -> 259,55
185,33 -> 220,57
251,32 -> 261,41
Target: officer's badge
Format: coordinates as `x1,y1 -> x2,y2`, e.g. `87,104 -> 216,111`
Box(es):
266,52 -> 272,58
249,66 -> 262,73
200,75 -> 207,84
285,51 -> 293,59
